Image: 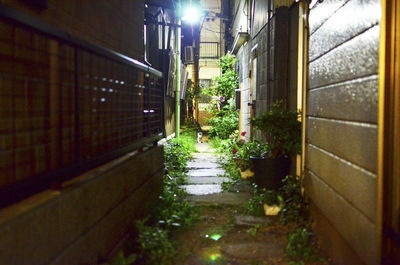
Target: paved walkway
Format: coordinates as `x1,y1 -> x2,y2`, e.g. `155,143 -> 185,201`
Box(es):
175,143 -> 293,264
181,143 -> 229,196
181,143 -> 252,204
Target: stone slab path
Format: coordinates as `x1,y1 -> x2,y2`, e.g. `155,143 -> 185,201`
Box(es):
181,143 -> 230,196
173,141 -> 330,265
175,142 -> 290,264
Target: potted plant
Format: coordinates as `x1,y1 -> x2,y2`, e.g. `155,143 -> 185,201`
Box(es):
232,136 -> 270,179
249,100 -> 301,190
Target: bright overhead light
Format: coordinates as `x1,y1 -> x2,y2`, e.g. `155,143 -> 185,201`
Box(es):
182,6 -> 201,24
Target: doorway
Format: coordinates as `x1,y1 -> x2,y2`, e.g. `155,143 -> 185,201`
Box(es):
250,46 -> 258,141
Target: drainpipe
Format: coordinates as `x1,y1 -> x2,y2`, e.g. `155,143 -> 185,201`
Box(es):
175,0 -> 182,138
267,0 -> 272,106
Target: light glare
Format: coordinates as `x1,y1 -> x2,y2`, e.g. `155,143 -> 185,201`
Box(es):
182,6 -> 200,24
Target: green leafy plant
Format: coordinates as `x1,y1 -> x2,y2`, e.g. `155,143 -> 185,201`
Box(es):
185,83 -> 201,122
286,227 -> 325,265
233,140 -> 270,167
245,187 -> 279,216
204,54 -> 238,102
164,139 -> 190,172
203,54 -> 239,140
278,175 -> 308,224
248,224 -> 261,236
208,105 -> 239,139
135,220 -> 178,265
155,175 -> 197,230
250,100 -> 301,158
131,133 -> 197,265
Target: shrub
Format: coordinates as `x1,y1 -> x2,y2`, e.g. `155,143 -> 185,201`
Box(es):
208,106 -> 239,139
250,100 -> 301,158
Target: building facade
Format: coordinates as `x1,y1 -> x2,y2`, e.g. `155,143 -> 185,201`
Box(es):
0,1 -> 165,264
230,0 -> 399,264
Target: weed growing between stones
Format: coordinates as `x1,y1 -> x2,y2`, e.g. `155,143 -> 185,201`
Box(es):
286,227 -> 327,265
209,135 -> 243,192
244,186 -> 279,216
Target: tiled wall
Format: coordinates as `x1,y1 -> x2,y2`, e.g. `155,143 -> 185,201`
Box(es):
305,0 -> 381,264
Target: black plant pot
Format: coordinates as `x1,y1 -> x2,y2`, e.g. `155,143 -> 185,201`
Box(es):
250,156 -> 291,190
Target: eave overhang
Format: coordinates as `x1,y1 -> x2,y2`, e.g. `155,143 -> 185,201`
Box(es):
230,32 -> 249,55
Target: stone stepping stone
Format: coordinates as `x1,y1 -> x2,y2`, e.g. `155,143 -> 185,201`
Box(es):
222,242 -> 285,260
192,152 -> 219,159
187,161 -> 222,169
234,215 -> 278,226
195,143 -> 216,153
181,184 -> 222,195
188,192 -> 252,205
187,176 -> 230,184
187,168 -> 226,177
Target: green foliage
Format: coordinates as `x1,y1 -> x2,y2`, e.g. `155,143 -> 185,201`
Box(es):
208,105 -> 239,139
185,83 -> 201,103
133,133 -> 197,265
278,175 -> 308,225
155,175 -> 197,230
179,125 -> 198,153
243,175 -> 307,225
248,224 -> 261,236
135,220 -> 178,265
286,227 -> 325,265
245,187 -> 279,216
184,84 -> 201,122
244,194 -> 265,216
164,140 -> 189,172
203,54 -> 239,140
209,136 -> 224,150
204,54 -> 238,101
250,100 -> 301,158
233,140 -> 270,169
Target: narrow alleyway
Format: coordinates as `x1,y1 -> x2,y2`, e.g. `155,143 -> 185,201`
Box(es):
176,143 -> 296,265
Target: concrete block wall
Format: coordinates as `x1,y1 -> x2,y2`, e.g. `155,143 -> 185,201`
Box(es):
237,44 -> 251,138
0,146 -> 164,265
305,0 -> 381,264
0,0 -> 144,60
237,7 -> 291,141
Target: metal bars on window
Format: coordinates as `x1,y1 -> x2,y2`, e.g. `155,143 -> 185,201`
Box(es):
199,42 -> 220,59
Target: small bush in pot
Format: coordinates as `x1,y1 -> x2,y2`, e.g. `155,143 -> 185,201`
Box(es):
250,100 -> 301,159
249,100 -> 301,189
